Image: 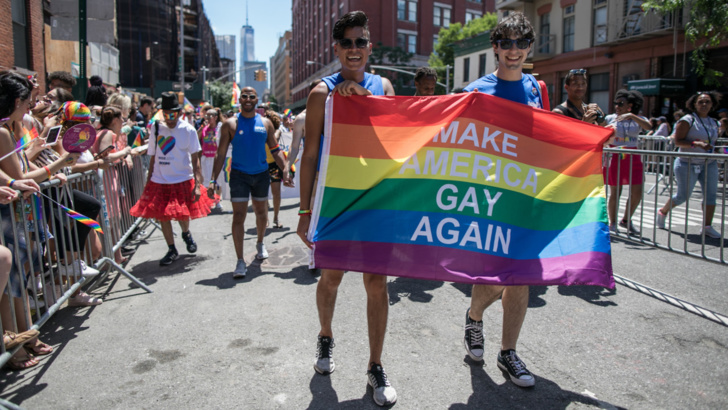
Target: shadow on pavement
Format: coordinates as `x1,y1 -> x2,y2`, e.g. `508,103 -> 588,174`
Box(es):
557,285 -> 618,307
388,277 -> 444,305
529,286 -> 548,308
451,357 -> 625,409
128,254 -> 211,287
196,265 -> 317,289
306,373 -> 386,409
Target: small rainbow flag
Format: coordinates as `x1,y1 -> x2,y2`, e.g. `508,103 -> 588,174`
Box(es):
283,109 -> 292,119
183,97 -> 194,113
151,109 -> 164,123
16,126 -> 38,149
223,157 -> 232,183
231,82 -> 240,106
61,205 -> 103,234
131,129 -> 144,148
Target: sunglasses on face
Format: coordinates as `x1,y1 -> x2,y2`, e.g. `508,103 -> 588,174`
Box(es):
696,100 -> 711,105
614,101 -> 626,107
240,94 -> 257,100
495,38 -> 532,50
337,37 -> 370,49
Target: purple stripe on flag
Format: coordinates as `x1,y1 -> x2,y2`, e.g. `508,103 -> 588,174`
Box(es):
313,240 -> 614,288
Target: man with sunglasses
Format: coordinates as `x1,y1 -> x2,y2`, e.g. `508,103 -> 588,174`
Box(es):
209,87 -> 291,279
553,69 -> 606,125
461,12 -> 546,389
296,10 -> 397,407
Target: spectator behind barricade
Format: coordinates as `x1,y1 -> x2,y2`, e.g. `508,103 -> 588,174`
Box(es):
84,75 -> 107,108
28,101 -> 103,306
196,103 -> 212,130
137,96 -> 155,128
656,91 -> 723,239
719,118 -> 728,140
47,71 -> 76,94
198,107 -> 225,211
603,89 -> 652,236
264,110 -> 285,228
0,71 -> 81,368
646,118 -> 659,135
93,105 -> 134,264
552,69 -> 606,125
414,67 -> 437,96
672,109 -> 685,126
654,116 -> 671,136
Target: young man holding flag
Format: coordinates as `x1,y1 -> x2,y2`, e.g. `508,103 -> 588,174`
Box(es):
296,10 -> 397,407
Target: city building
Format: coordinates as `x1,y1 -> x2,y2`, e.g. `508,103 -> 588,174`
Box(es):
290,0 -> 496,108
271,31 -> 293,109
452,31 -> 495,90
1,0 -> 47,90
494,0 -> 728,117
116,0 -> 221,100
215,34 -> 237,83
239,16 -> 267,99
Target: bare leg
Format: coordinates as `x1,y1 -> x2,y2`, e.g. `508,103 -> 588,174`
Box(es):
231,202 -> 248,260
623,183 -> 643,222
500,286 -> 529,351
178,219 -> 190,233
659,198 -> 675,216
363,273 -> 389,365
469,284 -> 505,321
160,220 -> 175,246
271,181 -> 281,224
704,204 -> 716,226
252,200 -> 268,243
317,269 -> 344,337
607,185 -> 622,225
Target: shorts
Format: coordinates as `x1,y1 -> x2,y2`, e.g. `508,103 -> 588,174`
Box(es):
230,169 -> 270,202
603,152 -> 643,185
268,161 -> 282,183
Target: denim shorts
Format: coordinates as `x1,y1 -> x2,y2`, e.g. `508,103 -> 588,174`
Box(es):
229,169 -> 270,202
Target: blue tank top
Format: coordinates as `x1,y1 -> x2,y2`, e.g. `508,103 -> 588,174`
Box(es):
231,113 -> 268,174
464,73 -> 544,109
318,72 -> 385,169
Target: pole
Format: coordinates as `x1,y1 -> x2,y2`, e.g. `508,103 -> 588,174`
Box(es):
202,66 -> 207,102
446,65 -> 450,94
78,0 -> 88,100
179,0 -> 185,100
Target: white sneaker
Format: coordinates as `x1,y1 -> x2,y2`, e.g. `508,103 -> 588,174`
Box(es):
255,242 -> 268,260
367,363 -> 397,406
214,202 -> 223,211
702,225 -> 722,239
57,260 -> 99,279
233,259 -> 247,278
656,210 -> 666,229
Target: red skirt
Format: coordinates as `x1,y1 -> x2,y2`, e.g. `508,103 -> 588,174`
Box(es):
130,179 -> 216,221
603,152 -> 644,186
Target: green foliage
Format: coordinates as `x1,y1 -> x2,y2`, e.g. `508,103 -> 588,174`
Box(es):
370,43 -> 414,65
208,81 -> 233,112
428,13 -> 498,88
643,0 -> 728,85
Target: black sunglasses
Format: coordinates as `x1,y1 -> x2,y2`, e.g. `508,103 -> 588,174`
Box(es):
613,101 -> 625,107
337,37 -> 370,49
240,94 -> 257,100
569,69 -> 587,75
495,38 -> 533,50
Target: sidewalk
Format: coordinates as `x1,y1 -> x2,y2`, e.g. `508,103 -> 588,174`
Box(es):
1,198 -> 726,409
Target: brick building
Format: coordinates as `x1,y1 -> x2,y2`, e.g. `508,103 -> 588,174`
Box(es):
1,0 -> 47,90
290,0 -> 495,108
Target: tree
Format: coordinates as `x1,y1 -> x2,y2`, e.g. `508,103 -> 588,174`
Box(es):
208,80 -> 233,112
428,13 -> 498,88
369,43 -> 414,65
642,0 -> 728,85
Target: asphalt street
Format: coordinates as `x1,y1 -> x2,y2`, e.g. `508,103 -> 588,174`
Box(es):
1,198 -> 726,409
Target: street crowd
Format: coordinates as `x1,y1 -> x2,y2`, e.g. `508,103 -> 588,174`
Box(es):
1,9 -> 727,408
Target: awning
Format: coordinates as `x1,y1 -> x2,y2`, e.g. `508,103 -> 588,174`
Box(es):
627,78 -> 685,96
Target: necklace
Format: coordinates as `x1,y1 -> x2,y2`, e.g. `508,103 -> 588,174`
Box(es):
694,114 -> 716,143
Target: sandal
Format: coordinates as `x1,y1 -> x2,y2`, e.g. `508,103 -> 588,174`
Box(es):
5,350 -> 39,370
24,339 -> 53,356
3,329 -> 39,350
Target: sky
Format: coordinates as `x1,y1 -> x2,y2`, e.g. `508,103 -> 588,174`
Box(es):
203,0 -> 292,83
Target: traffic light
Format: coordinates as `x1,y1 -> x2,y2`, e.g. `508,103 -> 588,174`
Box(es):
254,69 -> 267,82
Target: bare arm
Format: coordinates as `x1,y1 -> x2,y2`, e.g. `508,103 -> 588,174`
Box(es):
264,118 -> 291,187
382,77 -> 396,96
209,117 -> 234,188
288,113 -> 305,169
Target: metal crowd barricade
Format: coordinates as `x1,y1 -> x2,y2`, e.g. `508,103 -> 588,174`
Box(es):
0,155 -> 154,372
604,146 -> 727,264
638,135 -> 674,194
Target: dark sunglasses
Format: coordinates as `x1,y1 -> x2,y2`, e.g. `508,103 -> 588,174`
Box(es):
240,94 -> 257,100
569,69 -> 587,75
495,38 -> 532,50
613,101 -> 625,107
337,37 -> 370,49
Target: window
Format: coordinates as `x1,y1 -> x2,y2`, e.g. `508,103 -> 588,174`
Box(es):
589,73 -> 610,112
466,11 -> 482,23
593,0 -> 607,45
398,0 -> 406,20
408,35 -> 417,53
12,0 -> 28,68
408,1 -> 417,22
478,53 -> 486,77
563,5 -> 575,53
398,31 -> 417,53
463,57 -> 470,82
539,13 -> 550,54
399,0 -> 417,21
434,5 -> 451,27
397,33 -> 406,50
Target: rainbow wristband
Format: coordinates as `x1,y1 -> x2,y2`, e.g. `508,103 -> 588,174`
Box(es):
7,179 -> 16,188
298,209 -> 312,216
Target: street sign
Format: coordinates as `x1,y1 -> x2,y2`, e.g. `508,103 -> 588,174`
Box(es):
173,83 -> 193,90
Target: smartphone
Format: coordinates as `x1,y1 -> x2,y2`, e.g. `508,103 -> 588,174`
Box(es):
44,125 -> 62,147
94,145 -> 114,160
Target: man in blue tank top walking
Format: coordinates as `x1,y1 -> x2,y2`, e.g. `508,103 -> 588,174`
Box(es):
462,12 -> 547,389
296,11 -> 397,407
209,87 -> 291,278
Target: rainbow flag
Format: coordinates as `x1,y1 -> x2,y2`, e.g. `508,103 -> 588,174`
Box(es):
16,126 -> 39,149
183,97 -> 194,112
131,128 -> 144,148
61,205 -> 103,234
223,157 -> 232,183
283,108 -> 292,119
309,93 -> 615,288
151,109 -> 164,123
231,82 -> 240,106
